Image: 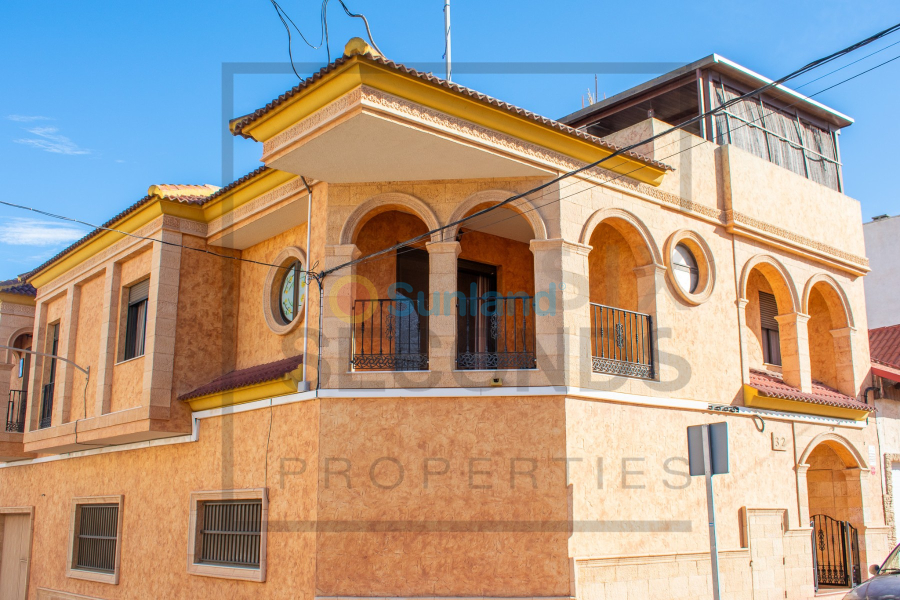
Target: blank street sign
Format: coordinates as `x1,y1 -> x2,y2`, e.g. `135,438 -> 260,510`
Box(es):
688,422 -> 729,476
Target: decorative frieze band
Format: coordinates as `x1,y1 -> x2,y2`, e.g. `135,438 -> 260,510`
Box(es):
206,177 -> 307,238
726,210 -> 869,267
0,302 -> 35,317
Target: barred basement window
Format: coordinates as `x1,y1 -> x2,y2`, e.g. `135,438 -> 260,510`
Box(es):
187,489 -> 267,582
67,495 -> 123,584
198,500 -> 262,567
75,504 -> 119,573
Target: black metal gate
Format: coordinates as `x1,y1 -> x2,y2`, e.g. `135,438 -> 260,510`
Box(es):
811,514 -> 861,589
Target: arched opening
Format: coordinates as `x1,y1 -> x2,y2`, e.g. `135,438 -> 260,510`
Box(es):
586,214 -> 659,379
352,208 -> 432,371
805,438 -> 866,589
455,202 -> 537,370
740,259 -> 797,372
805,278 -> 855,395
6,332 -> 31,432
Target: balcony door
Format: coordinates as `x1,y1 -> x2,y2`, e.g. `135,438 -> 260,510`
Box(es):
457,259 -> 498,364
393,248 -> 429,368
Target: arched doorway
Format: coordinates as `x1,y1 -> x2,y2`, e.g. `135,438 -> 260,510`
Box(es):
804,277 -> 856,396
5,333 -> 31,433
804,437 -> 866,590
452,198 -> 537,370
584,210 -> 661,379
352,207 -> 433,371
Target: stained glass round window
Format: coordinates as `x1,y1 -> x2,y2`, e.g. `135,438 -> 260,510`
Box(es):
672,243 -> 699,293
279,261 -> 305,323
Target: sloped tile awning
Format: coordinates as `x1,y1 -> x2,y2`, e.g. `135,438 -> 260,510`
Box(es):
180,354 -> 303,411
743,368 -> 872,421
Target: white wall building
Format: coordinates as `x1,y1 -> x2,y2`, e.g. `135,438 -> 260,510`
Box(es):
865,214 -> 900,329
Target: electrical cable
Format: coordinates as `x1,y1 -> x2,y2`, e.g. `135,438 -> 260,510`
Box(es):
269,0 -> 303,80
319,21 -> 900,277
437,47 -> 900,243
0,199 -> 313,277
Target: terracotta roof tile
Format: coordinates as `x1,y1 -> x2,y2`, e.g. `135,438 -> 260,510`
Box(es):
230,53 -> 673,172
22,167 -> 272,282
0,279 -> 36,297
749,368 -> 872,412
870,325 -> 900,370
178,354 -> 303,402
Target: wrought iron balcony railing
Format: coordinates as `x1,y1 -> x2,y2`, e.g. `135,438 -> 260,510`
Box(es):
457,295 -> 536,370
590,303 -> 654,379
39,382 -> 54,429
351,297 -> 429,371
5,389 -> 26,433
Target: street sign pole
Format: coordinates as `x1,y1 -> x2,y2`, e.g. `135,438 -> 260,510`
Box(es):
701,424 -> 722,600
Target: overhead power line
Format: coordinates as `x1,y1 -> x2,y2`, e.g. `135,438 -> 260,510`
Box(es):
0,200 -> 312,277
2,23 -> 899,286
318,20 -> 900,277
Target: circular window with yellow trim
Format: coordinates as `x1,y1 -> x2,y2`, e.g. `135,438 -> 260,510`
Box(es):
664,230 -> 715,305
264,247 -> 307,335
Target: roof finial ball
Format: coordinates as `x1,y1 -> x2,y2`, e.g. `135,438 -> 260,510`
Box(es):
344,37 -> 380,58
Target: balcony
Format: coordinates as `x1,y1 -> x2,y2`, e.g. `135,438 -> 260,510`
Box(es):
590,303 -> 654,379
5,390 -> 26,433
39,382 -> 54,429
456,295 -> 536,371
351,298 -> 429,371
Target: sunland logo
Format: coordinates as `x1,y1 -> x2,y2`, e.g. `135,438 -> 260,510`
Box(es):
327,275 -> 559,323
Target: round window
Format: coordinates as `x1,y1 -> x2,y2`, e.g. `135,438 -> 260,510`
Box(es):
278,261 -> 305,323
672,243 -> 699,294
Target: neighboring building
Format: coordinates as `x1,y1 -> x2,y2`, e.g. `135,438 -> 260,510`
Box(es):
0,41 -> 889,599
864,214 -> 900,329
871,325 -> 900,547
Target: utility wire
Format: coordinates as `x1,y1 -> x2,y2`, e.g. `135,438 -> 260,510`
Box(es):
3,26 -> 899,284
319,21 -> 900,276
0,200 -> 313,277
454,48 -> 900,239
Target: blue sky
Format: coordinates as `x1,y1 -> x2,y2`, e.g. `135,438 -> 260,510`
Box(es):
1,0 -> 898,281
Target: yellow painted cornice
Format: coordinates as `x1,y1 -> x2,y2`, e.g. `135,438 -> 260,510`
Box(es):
742,384 -> 869,421
0,293 -> 35,307
27,169 -> 299,290
29,199 -> 205,289
237,56 -> 667,186
183,373 -> 300,412
200,169 -> 296,221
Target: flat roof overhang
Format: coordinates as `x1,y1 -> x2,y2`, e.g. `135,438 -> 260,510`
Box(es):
561,54 -> 854,131
234,57 -> 668,186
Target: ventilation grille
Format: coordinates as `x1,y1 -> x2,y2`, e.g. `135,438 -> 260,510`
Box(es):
198,500 -> 262,567
75,504 -> 118,573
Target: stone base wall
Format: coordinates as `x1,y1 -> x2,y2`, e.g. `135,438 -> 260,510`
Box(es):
576,508 -> 815,600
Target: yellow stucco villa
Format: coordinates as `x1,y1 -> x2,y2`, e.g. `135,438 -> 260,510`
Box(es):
0,42 -> 888,600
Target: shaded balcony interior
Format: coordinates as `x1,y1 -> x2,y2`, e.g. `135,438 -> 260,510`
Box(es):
5,333 -> 31,433
350,203 -> 537,372
588,220 -> 655,379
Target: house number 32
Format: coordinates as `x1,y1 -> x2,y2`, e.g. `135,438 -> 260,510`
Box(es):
772,433 -> 788,452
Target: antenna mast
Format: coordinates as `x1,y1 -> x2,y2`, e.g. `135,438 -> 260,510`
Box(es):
444,0 -> 451,81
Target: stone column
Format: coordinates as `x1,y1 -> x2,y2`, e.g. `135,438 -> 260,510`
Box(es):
56,283 -> 82,423
530,239 -> 591,388
775,312 -> 812,393
319,244 -> 360,389
142,230 -> 182,409
634,264 -> 666,380
95,263 -> 121,416
795,463 -> 811,528
831,326 -> 858,397
425,241 -> 460,376
736,299 -> 751,384
25,300 -> 47,431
